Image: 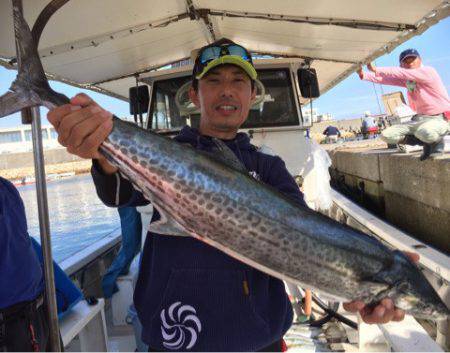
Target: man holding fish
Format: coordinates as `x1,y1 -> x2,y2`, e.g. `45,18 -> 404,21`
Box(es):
46,38 -> 416,351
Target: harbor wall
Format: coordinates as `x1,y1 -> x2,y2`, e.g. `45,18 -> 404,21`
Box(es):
328,148 -> 450,254
0,148 -> 90,180
0,147 -> 81,170
310,118 -> 363,134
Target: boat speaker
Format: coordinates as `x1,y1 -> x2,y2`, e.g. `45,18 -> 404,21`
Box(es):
298,68 -> 320,98
129,85 -> 150,115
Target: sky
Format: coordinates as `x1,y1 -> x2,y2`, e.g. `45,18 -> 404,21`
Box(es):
0,17 -> 449,128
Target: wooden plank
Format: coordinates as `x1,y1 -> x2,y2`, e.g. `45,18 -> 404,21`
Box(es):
79,308 -> 108,352
59,299 -> 106,347
379,315 -> 443,352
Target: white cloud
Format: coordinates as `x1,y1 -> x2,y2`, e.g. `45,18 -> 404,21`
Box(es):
425,56 -> 450,64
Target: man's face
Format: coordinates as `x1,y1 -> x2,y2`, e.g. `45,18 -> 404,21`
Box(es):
400,56 -> 421,69
189,64 -> 256,139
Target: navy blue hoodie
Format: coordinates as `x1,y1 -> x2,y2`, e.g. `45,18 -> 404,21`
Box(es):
0,177 -> 44,309
91,126 -> 306,351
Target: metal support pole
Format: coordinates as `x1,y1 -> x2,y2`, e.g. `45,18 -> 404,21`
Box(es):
11,0 -> 61,349
132,75 -> 138,125
30,106 -> 61,352
135,74 -> 143,127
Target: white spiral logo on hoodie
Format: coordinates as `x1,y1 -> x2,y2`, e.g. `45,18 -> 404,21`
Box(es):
160,302 -> 202,350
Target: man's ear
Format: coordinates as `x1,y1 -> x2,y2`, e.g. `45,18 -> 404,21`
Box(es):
250,83 -> 257,102
188,85 -> 200,108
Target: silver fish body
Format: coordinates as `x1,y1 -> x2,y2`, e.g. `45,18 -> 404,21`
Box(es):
1,4 -> 448,320
102,118 -> 449,320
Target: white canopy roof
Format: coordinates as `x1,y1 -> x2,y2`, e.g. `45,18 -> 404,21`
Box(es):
0,0 -> 448,100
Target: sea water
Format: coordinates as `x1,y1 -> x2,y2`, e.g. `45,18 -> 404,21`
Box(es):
18,174 -> 120,263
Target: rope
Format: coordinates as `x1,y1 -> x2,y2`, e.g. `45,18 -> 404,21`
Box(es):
372,81 -> 383,115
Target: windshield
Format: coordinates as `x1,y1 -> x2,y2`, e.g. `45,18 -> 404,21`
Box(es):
147,68 -> 301,131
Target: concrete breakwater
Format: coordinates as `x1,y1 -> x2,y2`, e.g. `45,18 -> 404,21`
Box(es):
327,143 -> 450,254
0,148 -> 91,181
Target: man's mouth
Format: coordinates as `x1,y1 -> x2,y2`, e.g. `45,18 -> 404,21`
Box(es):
215,104 -> 239,115
216,105 -> 238,111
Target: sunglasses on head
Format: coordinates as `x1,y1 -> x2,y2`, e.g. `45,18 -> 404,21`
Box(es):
197,43 -> 253,65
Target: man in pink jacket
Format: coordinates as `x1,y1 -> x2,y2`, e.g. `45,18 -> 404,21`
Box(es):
357,49 -> 450,159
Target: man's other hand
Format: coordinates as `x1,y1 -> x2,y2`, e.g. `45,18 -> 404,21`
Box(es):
343,251 -> 420,324
367,62 -> 376,73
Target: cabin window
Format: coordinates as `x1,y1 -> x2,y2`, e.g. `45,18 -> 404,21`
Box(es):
148,76 -> 192,132
146,68 -> 300,132
242,69 -> 299,129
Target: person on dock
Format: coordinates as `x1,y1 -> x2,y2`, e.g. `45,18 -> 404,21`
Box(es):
49,38 -> 414,351
0,177 -> 49,351
322,125 -> 341,143
357,48 -> 450,159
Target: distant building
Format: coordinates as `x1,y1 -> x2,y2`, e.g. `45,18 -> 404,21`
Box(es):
317,113 -> 333,122
301,107 -> 333,123
301,107 -> 317,122
0,117 -> 139,154
0,125 -> 61,154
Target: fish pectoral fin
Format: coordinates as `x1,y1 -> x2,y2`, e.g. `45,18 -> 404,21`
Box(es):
358,265 -> 401,304
149,209 -> 191,237
208,137 -> 248,173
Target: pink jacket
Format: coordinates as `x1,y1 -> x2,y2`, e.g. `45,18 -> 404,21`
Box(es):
362,66 -> 450,115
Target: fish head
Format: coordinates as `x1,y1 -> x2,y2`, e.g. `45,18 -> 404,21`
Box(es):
388,251 -> 450,320
393,282 -> 449,320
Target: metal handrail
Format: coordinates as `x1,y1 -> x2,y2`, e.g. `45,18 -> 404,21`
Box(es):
11,0 -> 64,350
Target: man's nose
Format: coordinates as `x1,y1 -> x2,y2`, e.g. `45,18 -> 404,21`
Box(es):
219,81 -> 235,98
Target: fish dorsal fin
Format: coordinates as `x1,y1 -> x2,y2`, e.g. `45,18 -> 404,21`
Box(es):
148,207 -> 191,237
209,137 -> 248,173
119,177 -> 190,238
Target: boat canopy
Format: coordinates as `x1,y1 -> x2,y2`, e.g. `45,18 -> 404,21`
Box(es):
0,0 -> 448,101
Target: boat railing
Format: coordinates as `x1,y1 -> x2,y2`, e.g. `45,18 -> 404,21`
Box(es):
60,230 -> 122,276
329,189 -> 449,351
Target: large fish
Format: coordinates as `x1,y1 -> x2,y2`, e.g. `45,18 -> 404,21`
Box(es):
1,3 -> 449,320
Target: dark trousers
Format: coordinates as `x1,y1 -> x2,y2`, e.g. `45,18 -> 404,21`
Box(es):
102,206 -> 142,298
0,296 -> 49,352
